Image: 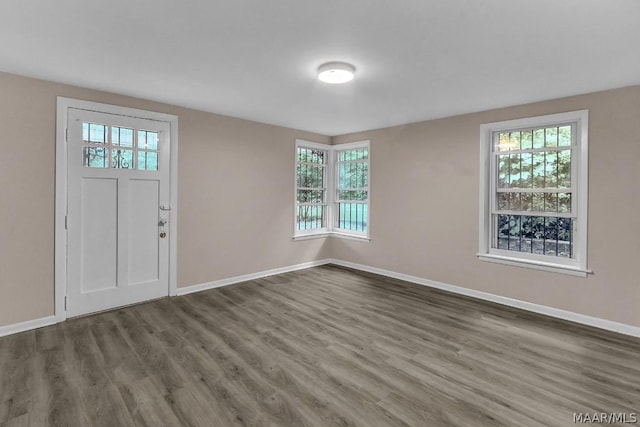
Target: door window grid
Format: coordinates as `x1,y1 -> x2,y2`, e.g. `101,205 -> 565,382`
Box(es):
82,122 -> 159,171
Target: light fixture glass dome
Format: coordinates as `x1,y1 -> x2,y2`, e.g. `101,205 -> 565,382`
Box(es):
318,62 -> 355,84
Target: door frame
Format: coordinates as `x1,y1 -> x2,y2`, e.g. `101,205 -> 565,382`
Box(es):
55,97 -> 179,321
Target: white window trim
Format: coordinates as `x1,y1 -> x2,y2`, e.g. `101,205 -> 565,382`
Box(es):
294,139 -> 370,241
478,110 -> 590,276
293,140 -> 330,237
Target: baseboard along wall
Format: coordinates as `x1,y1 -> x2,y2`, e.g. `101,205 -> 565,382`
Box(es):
323,259 -> 640,338
2,258 -> 639,338
0,315 -> 58,339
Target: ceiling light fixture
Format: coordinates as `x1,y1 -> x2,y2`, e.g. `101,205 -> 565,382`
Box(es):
317,62 -> 355,84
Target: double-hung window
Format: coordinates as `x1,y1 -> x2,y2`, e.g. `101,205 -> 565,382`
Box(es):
295,140 -> 370,239
335,145 -> 369,234
295,144 -> 328,234
479,110 -> 589,276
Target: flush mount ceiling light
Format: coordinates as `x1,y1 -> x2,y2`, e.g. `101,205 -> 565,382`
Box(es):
317,62 -> 356,84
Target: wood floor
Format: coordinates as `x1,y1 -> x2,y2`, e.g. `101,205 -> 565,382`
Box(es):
1,265 -> 638,427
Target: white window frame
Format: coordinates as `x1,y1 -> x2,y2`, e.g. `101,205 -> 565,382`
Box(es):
294,140 -> 330,237
294,139 -> 370,241
333,141 -> 370,238
478,110 -> 590,276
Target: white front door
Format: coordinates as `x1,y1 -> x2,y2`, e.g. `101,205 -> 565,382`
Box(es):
66,108 -> 171,317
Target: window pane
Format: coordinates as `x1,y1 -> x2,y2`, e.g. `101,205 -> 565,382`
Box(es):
297,205 -> 324,230
510,132 -> 521,151
87,123 -> 106,143
521,130 -> 533,150
338,161 -> 367,189
532,193 -> 544,212
297,164 -> 324,188
497,193 -> 509,210
497,192 -> 572,213
494,214 -> 573,258
297,190 -> 324,203
137,151 -> 158,171
497,155 -> 509,188
509,193 -> 521,211
558,126 -> 571,147
112,149 -> 133,169
338,190 -> 367,201
520,192 -> 532,211
558,193 -> 571,213
337,202 -> 367,232
544,193 -> 558,212
533,129 -> 545,149
83,147 -> 108,168
138,130 -> 158,150
532,152 -> 545,188
112,127 -> 134,147
146,132 -> 158,150
520,153 -> 533,187
497,132 -> 511,151
545,127 -> 558,147
557,150 -> 571,188
298,148 -> 325,164
509,154 -> 521,187
297,148 -> 308,163
545,151 -> 558,187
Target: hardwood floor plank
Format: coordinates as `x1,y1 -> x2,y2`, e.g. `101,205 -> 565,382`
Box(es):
32,347 -> 91,426
80,383 -> 136,427
1,264 -> 638,426
118,377 -> 182,427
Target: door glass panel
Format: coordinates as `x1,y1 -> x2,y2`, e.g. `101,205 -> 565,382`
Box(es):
82,123 -> 159,170
112,149 -> 133,169
83,147 -> 108,168
112,127 -> 134,147
137,151 -> 158,171
84,123 -> 107,143
138,130 -> 159,150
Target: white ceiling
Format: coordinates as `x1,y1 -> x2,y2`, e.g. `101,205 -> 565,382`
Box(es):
1,1 -> 638,136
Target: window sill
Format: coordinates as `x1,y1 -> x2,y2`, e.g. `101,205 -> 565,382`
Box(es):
330,231 -> 371,242
477,253 -> 591,277
293,232 -> 370,242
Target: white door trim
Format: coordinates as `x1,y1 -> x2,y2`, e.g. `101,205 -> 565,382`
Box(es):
55,97 -> 179,322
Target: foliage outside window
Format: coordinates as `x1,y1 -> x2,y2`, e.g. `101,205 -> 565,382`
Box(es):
295,140 -> 370,239
296,147 -> 327,232
479,111 -> 589,276
336,147 -> 369,233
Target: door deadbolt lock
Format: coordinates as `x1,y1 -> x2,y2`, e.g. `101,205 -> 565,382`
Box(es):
160,232 -> 167,238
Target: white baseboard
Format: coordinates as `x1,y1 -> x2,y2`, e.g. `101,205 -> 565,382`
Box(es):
2,258 -> 639,339
176,259 -> 332,296
0,315 -> 57,338
326,259 -> 640,338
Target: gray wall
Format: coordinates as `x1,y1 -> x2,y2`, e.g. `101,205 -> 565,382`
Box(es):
331,85 -> 640,327
1,69 -> 638,329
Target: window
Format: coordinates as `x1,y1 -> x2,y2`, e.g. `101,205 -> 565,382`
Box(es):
335,146 -> 369,233
479,111 -> 589,276
295,145 -> 328,233
294,140 -> 370,239
82,122 -> 159,171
